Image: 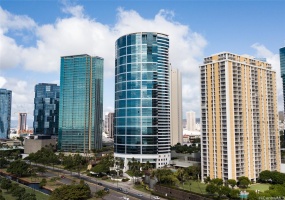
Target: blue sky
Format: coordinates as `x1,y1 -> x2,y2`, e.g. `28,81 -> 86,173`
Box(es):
0,0 -> 284,126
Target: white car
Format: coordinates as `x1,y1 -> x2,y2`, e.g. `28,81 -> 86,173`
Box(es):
152,196 -> 160,200
122,197 -> 129,200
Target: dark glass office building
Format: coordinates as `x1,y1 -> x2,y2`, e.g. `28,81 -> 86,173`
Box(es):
59,54 -> 104,152
280,47 -> 285,111
114,32 -> 171,169
0,89 -> 12,139
33,83 -> 60,135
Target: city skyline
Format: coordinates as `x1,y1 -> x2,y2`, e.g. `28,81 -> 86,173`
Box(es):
0,1 -> 285,126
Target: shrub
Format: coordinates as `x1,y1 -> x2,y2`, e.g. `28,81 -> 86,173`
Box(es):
122,178 -> 130,182
101,176 -> 108,180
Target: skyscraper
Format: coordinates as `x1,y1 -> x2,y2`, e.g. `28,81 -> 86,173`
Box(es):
108,112 -> 114,138
200,52 -> 280,181
280,47 -> 285,112
170,67 -> 182,146
0,89 -> 12,139
59,54 -> 104,152
18,113 -> 27,134
33,83 -> 60,135
186,111 -> 195,131
114,32 -> 171,169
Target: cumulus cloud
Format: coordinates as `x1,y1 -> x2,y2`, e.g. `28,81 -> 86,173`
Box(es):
0,78 -> 34,122
0,3 -> 207,120
0,76 -> 7,87
251,43 -> 283,111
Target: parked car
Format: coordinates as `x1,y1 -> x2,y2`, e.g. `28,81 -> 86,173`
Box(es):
117,187 -> 122,191
104,187 -> 109,192
136,193 -> 143,197
97,182 -> 103,186
152,196 -> 160,200
123,190 -> 128,194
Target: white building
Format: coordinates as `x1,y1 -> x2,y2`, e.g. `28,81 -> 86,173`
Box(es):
186,111 -> 196,131
170,67 -> 183,146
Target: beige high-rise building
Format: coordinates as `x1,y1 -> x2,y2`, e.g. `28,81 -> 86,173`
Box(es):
200,52 -> 280,182
186,111 -> 196,131
170,68 -> 183,146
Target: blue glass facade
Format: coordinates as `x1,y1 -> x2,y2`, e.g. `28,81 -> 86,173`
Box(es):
59,54 -> 104,152
33,83 -> 60,135
0,89 -> 12,139
114,32 -> 171,167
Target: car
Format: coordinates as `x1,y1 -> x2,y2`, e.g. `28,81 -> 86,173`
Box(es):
136,193 -> 143,197
104,187 -> 109,192
152,196 -> 160,200
122,197 -> 129,200
97,182 -> 103,186
123,190 -> 128,194
117,187 -> 122,191
60,175 -> 65,178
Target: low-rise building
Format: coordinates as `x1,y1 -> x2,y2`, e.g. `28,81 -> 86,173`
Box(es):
24,135 -> 56,154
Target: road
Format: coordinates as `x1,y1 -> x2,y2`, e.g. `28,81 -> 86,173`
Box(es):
39,165 -> 165,200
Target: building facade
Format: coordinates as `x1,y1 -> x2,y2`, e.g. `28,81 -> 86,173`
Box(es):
107,112 -> 114,138
170,68 -> 182,146
114,32 -> 171,169
33,83 -> 60,135
200,52 -> 280,181
18,113 -> 27,134
186,111 -> 196,131
280,47 -> 285,113
59,54 -> 104,152
104,114 -> 109,133
0,89 -> 12,139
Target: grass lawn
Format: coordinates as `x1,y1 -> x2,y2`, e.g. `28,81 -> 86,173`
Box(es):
1,184 -> 49,200
178,180 -> 207,194
248,183 -> 270,192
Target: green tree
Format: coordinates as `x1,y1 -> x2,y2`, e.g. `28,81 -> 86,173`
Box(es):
238,176 -> 251,188
0,195 -> 5,200
39,178 -> 47,188
259,170 -> 272,182
0,178 -> 11,191
206,183 -> 218,195
227,179 -> 237,188
248,190 -> 259,200
37,166 -> 47,176
7,160 -> 30,177
49,182 -> 91,200
0,158 -> 9,169
230,189 -> 240,199
219,186 -> 231,197
211,178 -> 223,186
204,176 -> 211,184
11,187 -> 25,199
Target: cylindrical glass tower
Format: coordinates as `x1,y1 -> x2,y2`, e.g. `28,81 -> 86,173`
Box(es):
114,32 -> 170,169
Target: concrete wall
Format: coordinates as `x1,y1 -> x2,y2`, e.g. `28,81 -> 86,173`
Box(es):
24,139 -> 56,154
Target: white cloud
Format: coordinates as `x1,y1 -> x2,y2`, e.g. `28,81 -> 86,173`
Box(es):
0,4 -> 207,120
0,7 -> 36,33
251,43 -> 283,111
0,76 -> 7,87
1,78 -> 34,122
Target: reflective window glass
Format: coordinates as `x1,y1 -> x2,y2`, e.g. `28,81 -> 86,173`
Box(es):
127,99 -> 141,107
127,81 -> 141,90
127,90 -> 141,99
127,108 -> 140,116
